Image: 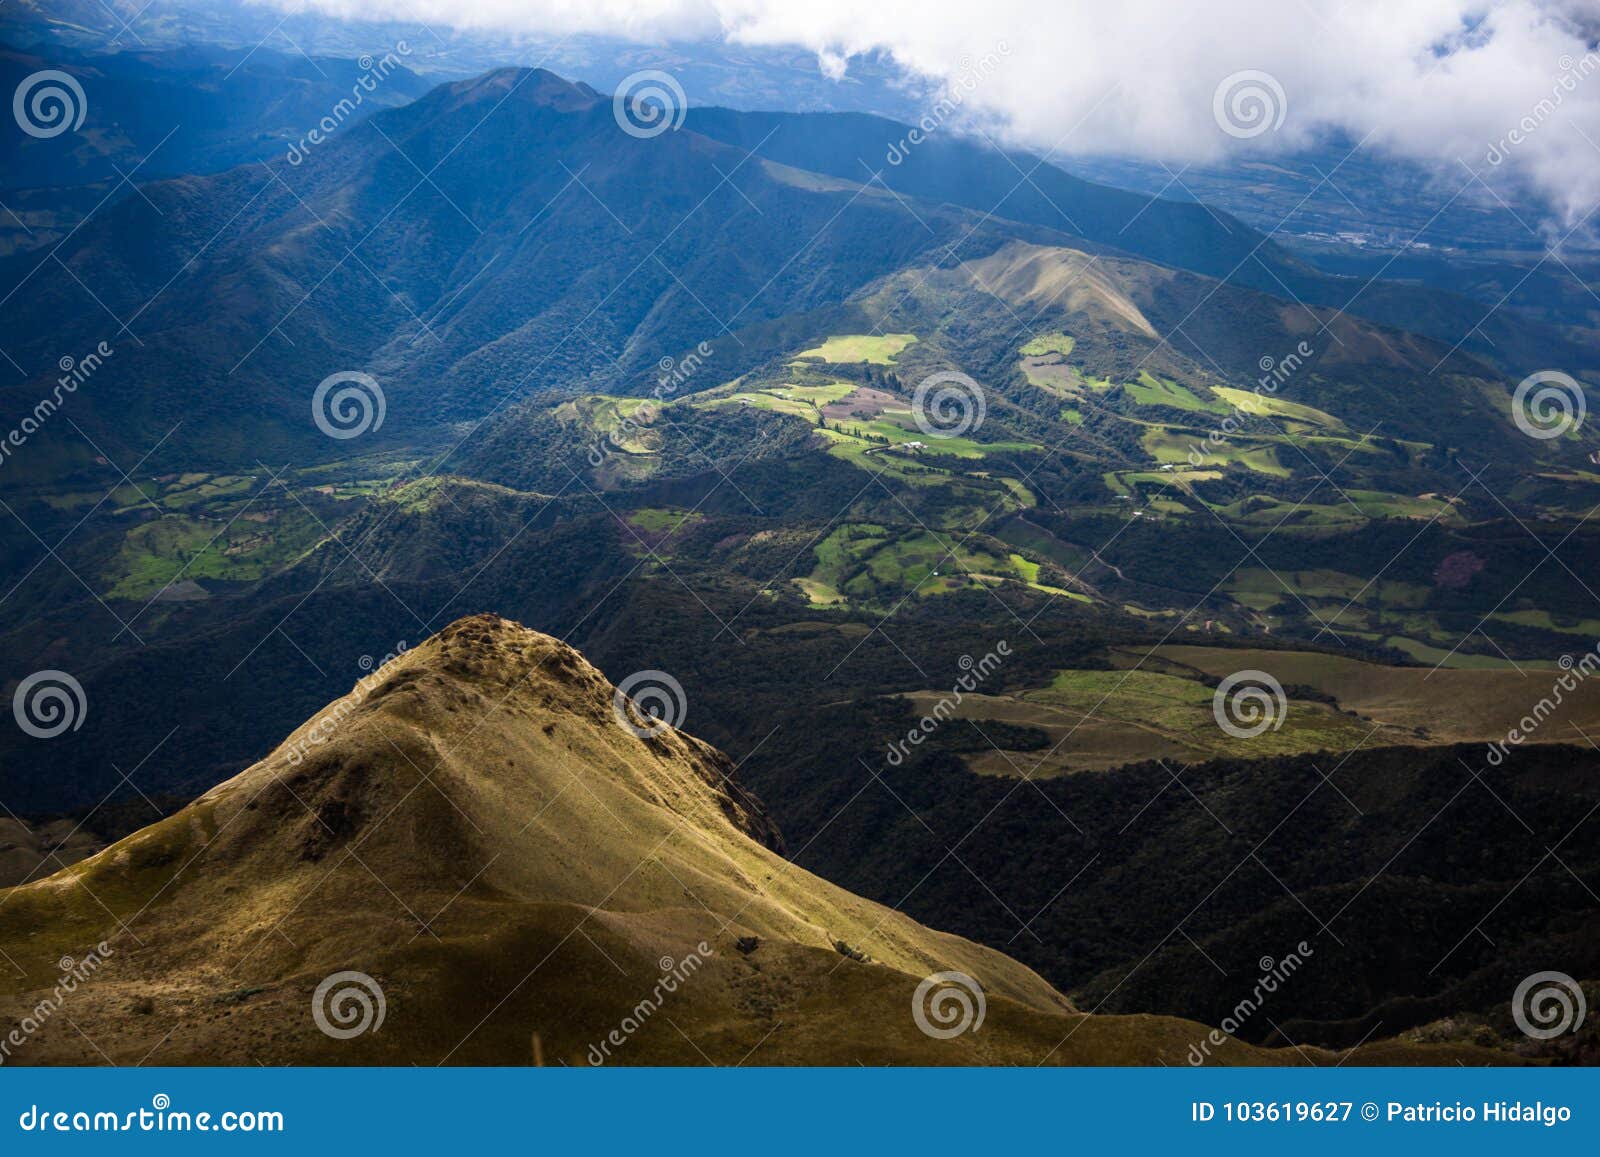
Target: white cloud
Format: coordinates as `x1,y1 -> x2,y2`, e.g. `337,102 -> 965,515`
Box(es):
263,0 -> 1600,228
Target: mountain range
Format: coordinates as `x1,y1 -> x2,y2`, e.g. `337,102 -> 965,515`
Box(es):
5,63 -> 1586,470
1,41 -> 1597,1069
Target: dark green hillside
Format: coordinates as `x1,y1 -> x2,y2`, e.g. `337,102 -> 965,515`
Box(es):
689,106 -> 1598,375
0,68 -> 1030,467
0,40 -> 432,193
739,710 -> 1600,1059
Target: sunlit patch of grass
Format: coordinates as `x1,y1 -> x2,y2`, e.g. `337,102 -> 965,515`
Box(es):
1343,490 -> 1459,520
1143,428 -> 1289,477
627,507 -> 702,535
1210,386 -> 1344,429
805,525 -> 1023,603
1025,666 -> 1380,760
793,333 -> 918,364
792,577 -> 846,606
102,511 -> 324,600
1019,332 -> 1076,357
702,382 -> 858,422
1124,372 -> 1226,413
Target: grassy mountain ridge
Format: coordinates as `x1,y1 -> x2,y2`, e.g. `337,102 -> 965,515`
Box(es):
7,612 -> 1487,1066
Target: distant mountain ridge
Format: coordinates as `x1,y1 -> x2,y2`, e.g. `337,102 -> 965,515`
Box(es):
688,106 -> 1595,372
0,66 -> 1032,465
0,39 -> 433,191
3,62 -> 1564,477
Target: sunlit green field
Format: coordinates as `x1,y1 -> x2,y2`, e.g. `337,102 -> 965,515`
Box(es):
793,333 -> 918,364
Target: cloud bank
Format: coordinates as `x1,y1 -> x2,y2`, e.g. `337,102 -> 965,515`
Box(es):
265,0 -> 1600,229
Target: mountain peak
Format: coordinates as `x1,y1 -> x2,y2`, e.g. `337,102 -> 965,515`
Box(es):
251,611 -> 784,852
0,613 -> 1096,1063
380,612 -> 612,711
442,66 -> 603,113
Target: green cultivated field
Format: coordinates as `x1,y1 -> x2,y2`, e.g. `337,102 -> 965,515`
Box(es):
1124,371 -> 1224,413
794,333 -> 918,364
102,511 -> 324,600
1019,332 -> 1076,356
798,524 -> 1075,606
1210,386 -> 1345,429
1141,428 -> 1290,476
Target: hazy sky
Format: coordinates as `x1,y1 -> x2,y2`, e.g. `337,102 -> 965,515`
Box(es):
264,0 -> 1600,230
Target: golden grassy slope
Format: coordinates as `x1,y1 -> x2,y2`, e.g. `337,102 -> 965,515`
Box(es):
0,818 -> 104,888
957,241 -> 1162,339
0,617 -> 1504,1065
